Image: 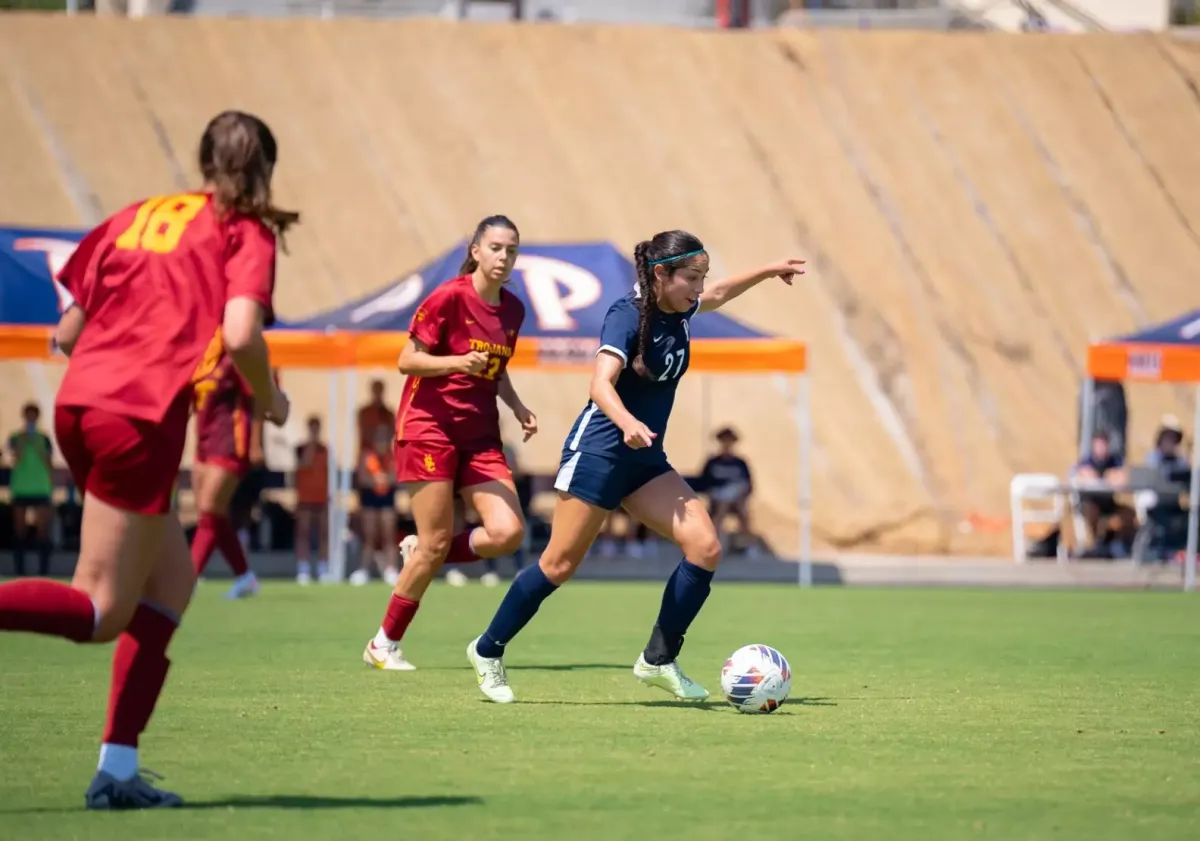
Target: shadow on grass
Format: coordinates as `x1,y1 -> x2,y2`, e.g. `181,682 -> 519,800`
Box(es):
509,663 -> 629,672
1,794 -> 482,815
185,794 -> 482,810
511,696 -> 838,711
420,663 -> 628,672
515,698 -> 726,710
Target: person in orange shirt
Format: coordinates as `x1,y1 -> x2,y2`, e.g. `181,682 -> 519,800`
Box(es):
349,425 -> 399,586
357,379 -> 395,459
294,415 -> 330,585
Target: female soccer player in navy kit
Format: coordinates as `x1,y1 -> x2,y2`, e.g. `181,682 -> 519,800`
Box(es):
467,230 -> 804,703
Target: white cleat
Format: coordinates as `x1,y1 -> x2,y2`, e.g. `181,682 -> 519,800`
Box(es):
467,637 -> 514,704
363,639 -> 416,671
383,566 -> 400,587
633,653 -> 710,701
296,570 -> 313,586
348,568 -> 370,587
480,571 -> 501,588
399,534 -> 418,567
223,572 -> 260,600
445,568 -> 469,588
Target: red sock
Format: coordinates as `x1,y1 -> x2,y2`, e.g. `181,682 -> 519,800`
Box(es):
215,516 -> 250,577
380,594 -> 420,643
191,513 -> 220,577
0,579 -> 95,642
103,602 -> 178,748
444,529 -> 481,565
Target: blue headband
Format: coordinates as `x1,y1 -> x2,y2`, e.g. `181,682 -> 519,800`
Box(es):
647,248 -> 706,267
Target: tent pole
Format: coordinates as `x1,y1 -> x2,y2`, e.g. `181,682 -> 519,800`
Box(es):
1079,376 -> 1095,461
339,368 -> 357,580
700,376 -> 711,453
326,367 -> 340,582
1186,384 -> 1199,593
797,373 -> 813,588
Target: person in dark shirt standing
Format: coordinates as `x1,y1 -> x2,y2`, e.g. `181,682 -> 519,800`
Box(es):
699,427 -> 757,556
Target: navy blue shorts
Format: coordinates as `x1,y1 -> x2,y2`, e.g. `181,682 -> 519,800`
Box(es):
357,487 -> 396,510
554,450 -> 673,511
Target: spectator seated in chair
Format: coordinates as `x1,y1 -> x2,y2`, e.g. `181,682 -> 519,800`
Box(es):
1146,414 -> 1189,480
1072,430 -> 1137,558
699,427 -> 762,557
1138,414 -> 1192,562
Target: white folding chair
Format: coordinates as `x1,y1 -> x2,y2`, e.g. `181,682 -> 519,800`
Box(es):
1010,473 -> 1068,563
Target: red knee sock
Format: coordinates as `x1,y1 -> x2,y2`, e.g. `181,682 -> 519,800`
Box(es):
191,513 -> 220,577
0,579 -> 95,642
215,517 -> 250,577
103,602 -> 178,748
444,529 -> 481,565
379,594 -> 420,643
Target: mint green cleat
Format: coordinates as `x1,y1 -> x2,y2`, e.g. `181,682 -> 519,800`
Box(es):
633,653 -> 710,701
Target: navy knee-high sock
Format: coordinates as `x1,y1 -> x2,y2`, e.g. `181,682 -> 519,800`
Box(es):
643,560 -> 714,666
476,565 -> 558,659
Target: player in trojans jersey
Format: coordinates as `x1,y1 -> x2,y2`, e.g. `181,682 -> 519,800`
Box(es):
362,216 -> 537,671
467,230 -> 804,703
0,111 -> 292,808
189,343 -> 262,599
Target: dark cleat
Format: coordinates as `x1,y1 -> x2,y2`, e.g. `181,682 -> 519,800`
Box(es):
85,769 -> 183,810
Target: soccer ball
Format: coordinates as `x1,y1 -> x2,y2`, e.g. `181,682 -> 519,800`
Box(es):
720,644 -> 792,714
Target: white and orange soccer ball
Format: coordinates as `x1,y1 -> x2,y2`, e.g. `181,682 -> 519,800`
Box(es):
720,644 -> 792,714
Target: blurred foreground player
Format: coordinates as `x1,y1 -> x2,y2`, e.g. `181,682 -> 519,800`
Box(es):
190,338 -> 261,599
467,231 -> 803,703
0,110 -> 293,808
362,215 -> 536,671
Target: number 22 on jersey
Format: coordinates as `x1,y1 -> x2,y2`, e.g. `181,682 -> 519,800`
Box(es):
115,194 -> 208,255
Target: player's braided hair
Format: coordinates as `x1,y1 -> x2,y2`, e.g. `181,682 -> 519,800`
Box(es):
630,230 -> 706,379
460,215 -> 521,275
199,111 -> 300,249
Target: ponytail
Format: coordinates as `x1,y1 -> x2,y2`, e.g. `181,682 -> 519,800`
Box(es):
631,241 -> 656,379
198,110 -> 299,249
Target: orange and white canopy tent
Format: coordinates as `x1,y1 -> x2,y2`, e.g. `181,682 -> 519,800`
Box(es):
1086,311 -> 1200,384
1084,310 -> 1200,592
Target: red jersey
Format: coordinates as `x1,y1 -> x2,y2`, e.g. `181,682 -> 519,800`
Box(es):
193,334 -> 253,416
56,192 -> 277,423
396,275 -> 525,446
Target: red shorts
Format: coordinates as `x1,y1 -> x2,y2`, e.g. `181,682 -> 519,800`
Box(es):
55,392 -> 190,516
394,440 -> 512,488
195,402 -> 252,476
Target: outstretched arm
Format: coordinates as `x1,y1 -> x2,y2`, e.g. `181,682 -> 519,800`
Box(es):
697,258 -> 806,314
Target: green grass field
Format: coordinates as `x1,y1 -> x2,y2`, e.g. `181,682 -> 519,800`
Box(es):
1,582 -> 1197,841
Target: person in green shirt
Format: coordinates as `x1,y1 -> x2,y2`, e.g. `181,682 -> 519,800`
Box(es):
8,402 -> 55,576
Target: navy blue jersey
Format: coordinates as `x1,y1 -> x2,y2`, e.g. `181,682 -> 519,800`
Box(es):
563,295 -> 698,462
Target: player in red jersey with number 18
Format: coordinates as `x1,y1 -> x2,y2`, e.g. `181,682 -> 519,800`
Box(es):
190,337 -> 261,599
362,215 -> 536,671
0,111 -> 292,810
